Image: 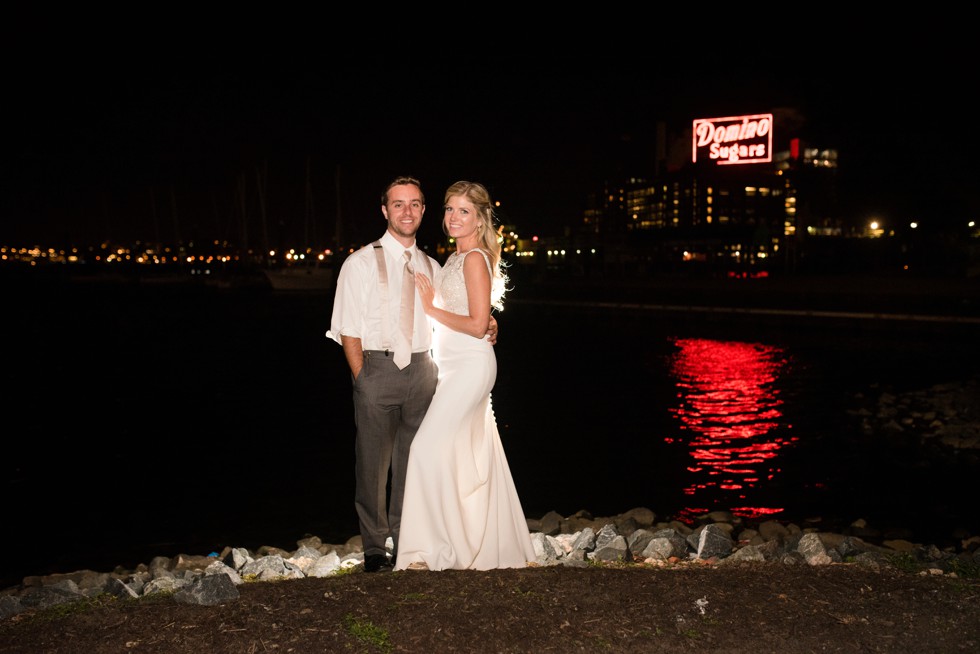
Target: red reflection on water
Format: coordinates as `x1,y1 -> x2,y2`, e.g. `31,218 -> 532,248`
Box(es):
667,338 -> 797,522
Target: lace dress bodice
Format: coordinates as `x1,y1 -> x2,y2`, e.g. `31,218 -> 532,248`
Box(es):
438,249 -> 491,316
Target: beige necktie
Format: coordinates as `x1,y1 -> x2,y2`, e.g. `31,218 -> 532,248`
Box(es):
394,250 -> 414,369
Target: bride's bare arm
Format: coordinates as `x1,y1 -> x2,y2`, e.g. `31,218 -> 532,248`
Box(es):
416,253 -> 492,339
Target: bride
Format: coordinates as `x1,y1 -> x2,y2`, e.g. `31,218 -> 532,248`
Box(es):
394,180 -> 535,571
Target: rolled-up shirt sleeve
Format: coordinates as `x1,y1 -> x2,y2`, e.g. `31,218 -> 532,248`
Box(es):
325,249 -> 374,347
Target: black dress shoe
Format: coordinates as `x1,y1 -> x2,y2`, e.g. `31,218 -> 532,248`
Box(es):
364,553 -> 393,573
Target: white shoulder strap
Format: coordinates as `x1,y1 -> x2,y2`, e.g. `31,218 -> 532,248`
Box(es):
460,248 -> 492,276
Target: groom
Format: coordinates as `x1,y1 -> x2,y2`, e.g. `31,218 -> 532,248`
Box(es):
326,176 -> 497,572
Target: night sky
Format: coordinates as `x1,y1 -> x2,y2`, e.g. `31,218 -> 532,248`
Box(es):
5,44 -> 976,251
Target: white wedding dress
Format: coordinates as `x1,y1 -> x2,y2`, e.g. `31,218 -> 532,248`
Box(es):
394,249 -> 535,571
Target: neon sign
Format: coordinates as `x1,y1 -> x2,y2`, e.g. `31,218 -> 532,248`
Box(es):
692,113 -> 773,166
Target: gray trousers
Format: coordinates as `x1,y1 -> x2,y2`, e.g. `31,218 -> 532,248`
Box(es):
353,350 -> 438,558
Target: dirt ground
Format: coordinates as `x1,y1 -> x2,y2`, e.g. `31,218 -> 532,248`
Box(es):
2,562 -> 978,653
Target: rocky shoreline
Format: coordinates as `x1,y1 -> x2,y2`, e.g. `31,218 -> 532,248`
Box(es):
2,504 -> 979,623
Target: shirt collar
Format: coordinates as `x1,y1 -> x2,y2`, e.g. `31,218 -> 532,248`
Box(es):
380,230 -> 416,258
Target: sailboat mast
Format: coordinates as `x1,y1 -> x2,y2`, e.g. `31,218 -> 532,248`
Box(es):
305,156 -> 313,249
334,164 -> 343,252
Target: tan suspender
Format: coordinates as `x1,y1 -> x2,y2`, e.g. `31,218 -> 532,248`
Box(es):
371,242 -> 391,351
372,241 -> 433,353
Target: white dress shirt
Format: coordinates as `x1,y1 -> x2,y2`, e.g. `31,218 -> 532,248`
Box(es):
326,230 -> 441,353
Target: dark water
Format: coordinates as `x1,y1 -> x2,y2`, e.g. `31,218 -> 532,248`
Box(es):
3,277 -> 978,587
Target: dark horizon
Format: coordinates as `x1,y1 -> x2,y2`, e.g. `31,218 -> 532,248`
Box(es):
5,47 -> 977,250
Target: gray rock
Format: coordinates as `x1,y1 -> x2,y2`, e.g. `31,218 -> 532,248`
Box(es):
594,524 -> 621,550
530,533 -> 561,563
537,510 -> 563,536
103,577 -> 139,599
223,547 -> 253,571
19,583 -> 85,610
592,535 -> 632,563
308,551 -> 343,578
286,546 -> 323,575
720,544 -> 766,564
649,529 -> 689,557
144,576 -> 189,595
695,524 -> 734,560
798,533 -> 830,564
205,561 -> 244,586
627,528 -> 656,555
174,574 -> 239,606
571,527 -> 596,553
0,595 -> 23,620
640,538 -> 677,561
620,507 -> 656,528
758,520 -> 791,542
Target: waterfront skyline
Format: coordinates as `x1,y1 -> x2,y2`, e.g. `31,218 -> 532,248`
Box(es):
4,45 -> 976,250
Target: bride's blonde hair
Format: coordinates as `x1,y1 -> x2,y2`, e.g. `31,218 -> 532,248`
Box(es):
442,180 -> 508,311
